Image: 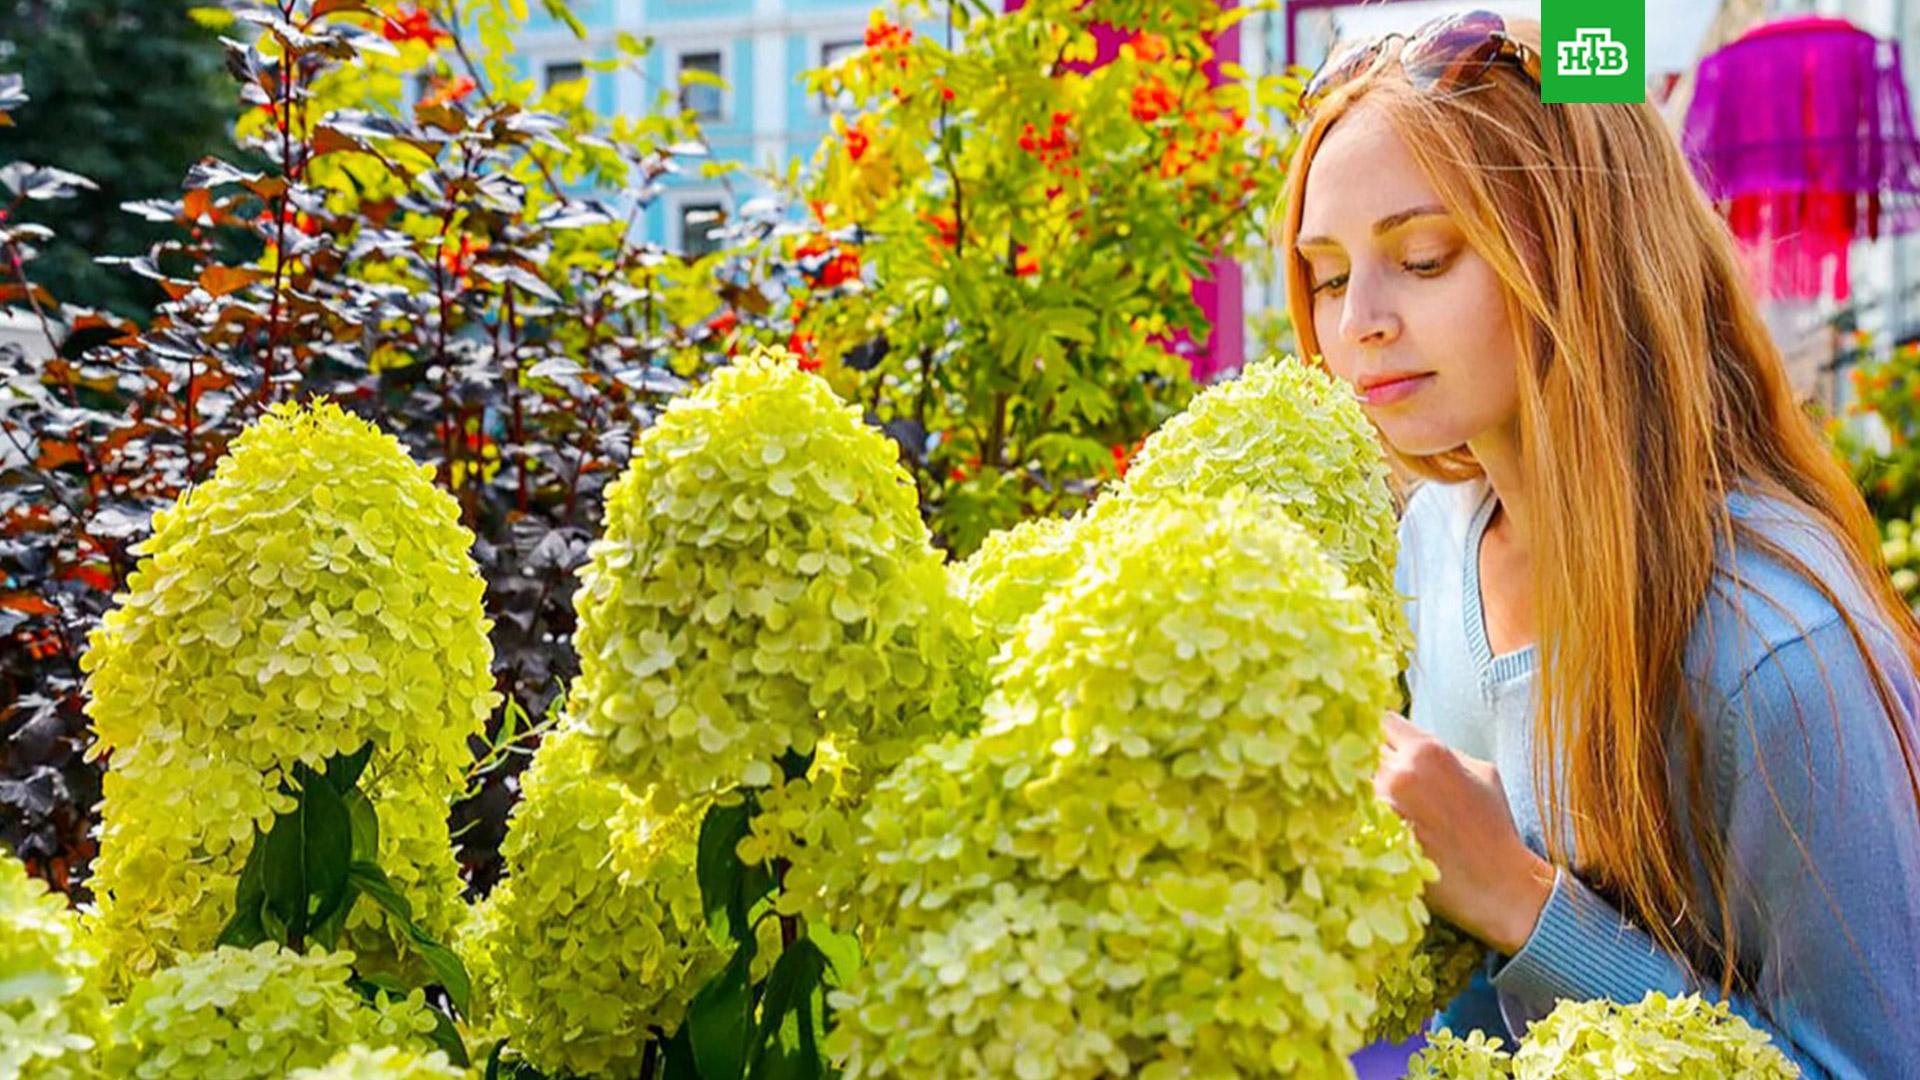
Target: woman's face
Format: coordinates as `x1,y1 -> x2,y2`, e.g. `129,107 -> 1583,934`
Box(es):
1296,101 -> 1522,458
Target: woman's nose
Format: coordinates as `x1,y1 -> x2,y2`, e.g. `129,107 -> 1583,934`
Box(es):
1338,273 -> 1401,347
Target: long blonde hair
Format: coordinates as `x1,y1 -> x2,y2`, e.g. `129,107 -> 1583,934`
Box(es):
1278,19 -> 1920,997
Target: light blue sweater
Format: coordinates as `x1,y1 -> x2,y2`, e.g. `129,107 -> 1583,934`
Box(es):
1397,478 -> 1920,1079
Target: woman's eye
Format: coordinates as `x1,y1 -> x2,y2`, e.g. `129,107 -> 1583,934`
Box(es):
1404,255 -> 1448,275
1311,273 -> 1349,296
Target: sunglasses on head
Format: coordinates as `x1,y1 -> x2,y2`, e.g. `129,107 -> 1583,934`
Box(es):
1301,9 -> 1543,114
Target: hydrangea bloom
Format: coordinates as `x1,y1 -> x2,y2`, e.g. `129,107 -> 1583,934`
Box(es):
1509,993 -> 1799,1079
1,852 -> 105,1079
286,1045 -> 469,1079
463,725 -> 728,1078
1403,1029 -> 1512,1080
736,735 -> 866,925
1108,355 -> 1407,655
1367,912 -> 1483,1044
949,512 -> 1088,650
1352,795 -> 1481,1045
1406,993 -> 1800,1079
79,401 -> 499,990
570,347 -> 970,809
103,944 -> 438,1079
831,491 -> 1434,1079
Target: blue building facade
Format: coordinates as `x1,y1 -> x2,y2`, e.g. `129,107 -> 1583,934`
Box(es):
504,0 -> 921,252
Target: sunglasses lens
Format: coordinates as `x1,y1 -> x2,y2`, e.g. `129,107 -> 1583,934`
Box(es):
1302,10 -> 1531,111
1406,11 -> 1529,93
1414,8 -> 1507,49
1304,38 -> 1385,104
1402,10 -> 1504,87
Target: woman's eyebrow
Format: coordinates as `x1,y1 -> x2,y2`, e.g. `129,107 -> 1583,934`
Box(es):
1296,204 -> 1450,250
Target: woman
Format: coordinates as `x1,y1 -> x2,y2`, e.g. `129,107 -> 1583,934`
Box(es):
1278,11 -> 1920,1077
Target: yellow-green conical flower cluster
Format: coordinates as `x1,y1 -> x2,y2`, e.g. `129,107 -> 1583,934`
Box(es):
1406,993 -> 1800,1080
79,400 -> 500,991
287,1045 -> 470,1079
870,373 -> 1465,1053
1108,355 -> 1407,656
103,944 -> 438,1079
1,851 -> 105,1079
830,491 -> 1434,1080
569,347 -> 970,809
462,725 -> 728,1078
1367,909 -> 1483,1044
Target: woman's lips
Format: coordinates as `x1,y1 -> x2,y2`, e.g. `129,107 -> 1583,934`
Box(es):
1358,372 -> 1432,406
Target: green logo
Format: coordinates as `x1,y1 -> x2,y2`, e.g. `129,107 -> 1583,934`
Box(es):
1542,0 -> 1645,103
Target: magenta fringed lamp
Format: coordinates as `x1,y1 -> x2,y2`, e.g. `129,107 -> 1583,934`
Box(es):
1682,15 -> 1920,302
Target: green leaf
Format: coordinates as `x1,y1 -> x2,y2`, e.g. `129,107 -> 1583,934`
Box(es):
1033,306 -> 1095,345
616,31 -> 653,59
216,826 -> 270,948
260,899 -> 290,944
661,1025 -> 701,1080
753,940 -> 822,1044
261,763 -> 354,943
499,696 -> 526,751
307,877 -> 356,950
796,984 -> 821,1071
344,788 -> 380,862
776,747 -> 814,783
749,940 -> 825,1080
752,1036 -> 818,1080
347,861 -> 472,1013
688,941 -> 754,1080
408,933 -> 473,1015
808,921 -> 861,986
698,801 -> 748,935
698,800 -> 772,942
324,740 -> 375,793
350,972 -> 410,999
426,1006 -> 472,1068
187,6 -> 234,29
347,859 -> 415,922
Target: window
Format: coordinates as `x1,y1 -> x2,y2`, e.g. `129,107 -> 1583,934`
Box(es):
544,61 -> 585,90
678,50 -> 724,121
680,203 -> 726,259
818,39 -> 863,113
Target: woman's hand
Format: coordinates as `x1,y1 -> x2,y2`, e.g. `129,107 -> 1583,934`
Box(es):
1373,712 -> 1557,955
